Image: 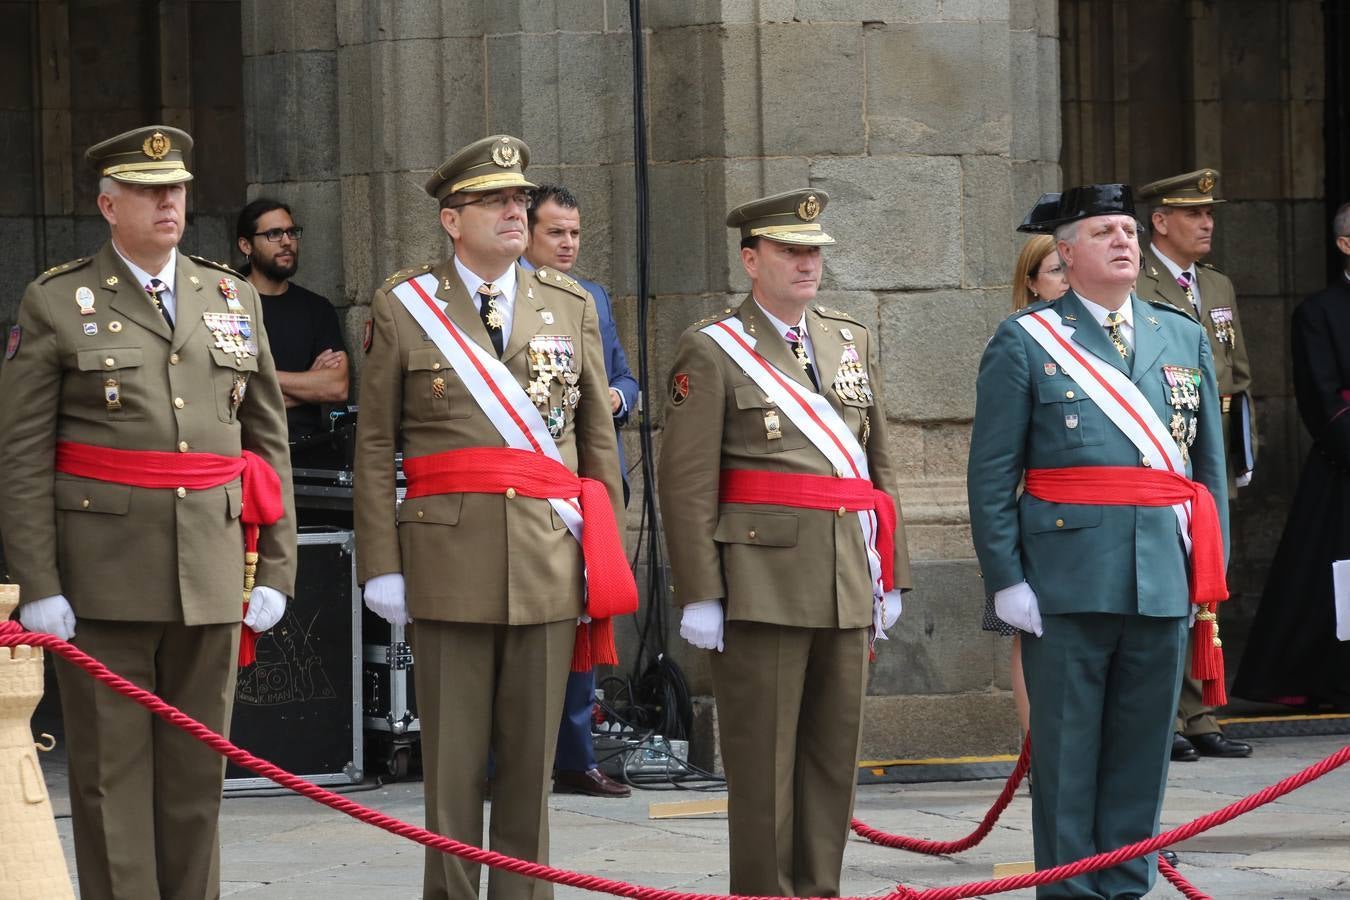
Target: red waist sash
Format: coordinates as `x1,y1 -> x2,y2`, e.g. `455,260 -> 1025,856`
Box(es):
1025,465 -> 1230,704
717,468 -> 897,592
402,447 -> 638,672
54,440 -> 285,666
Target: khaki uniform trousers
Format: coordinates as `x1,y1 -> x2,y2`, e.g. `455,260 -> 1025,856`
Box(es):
710,621 -> 870,898
54,619 -> 239,900
412,618 -> 575,900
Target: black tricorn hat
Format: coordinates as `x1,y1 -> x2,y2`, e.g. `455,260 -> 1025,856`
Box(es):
1017,184 -> 1135,234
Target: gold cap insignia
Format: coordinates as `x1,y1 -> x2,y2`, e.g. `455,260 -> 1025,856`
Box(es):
1197,172 -> 1216,194
143,130 -> 172,160
797,194 -> 822,221
491,137 -> 519,168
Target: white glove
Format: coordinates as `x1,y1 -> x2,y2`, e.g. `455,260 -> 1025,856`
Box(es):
679,599 -> 724,652
364,573 -> 411,626
1235,471 -> 1253,488
872,589 -> 904,639
994,581 -> 1043,637
243,585 -> 287,633
19,593 -> 76,641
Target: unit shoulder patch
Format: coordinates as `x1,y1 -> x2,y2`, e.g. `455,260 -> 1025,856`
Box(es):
36,257 -> 92,284
383,264 -> 433,288
534,266 -> 588,300
187,255 -> 246,278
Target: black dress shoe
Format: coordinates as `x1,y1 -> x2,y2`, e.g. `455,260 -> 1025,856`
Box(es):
1160,849 -> 1179,867
1171,732 -> 1199,762
1189,731 -> 1252,758
554,767 -> 632,797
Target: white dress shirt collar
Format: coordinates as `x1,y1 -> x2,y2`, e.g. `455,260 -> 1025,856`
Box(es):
454,255 -> 517,346
112,243 -> 178,320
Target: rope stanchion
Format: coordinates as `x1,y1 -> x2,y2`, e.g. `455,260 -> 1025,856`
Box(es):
5,620 -> 1346,900
851,735 -> 1030,855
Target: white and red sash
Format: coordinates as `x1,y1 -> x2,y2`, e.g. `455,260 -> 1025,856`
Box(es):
391,273 -> 584,539
1015,308 -> 1193,551
700,316 -> 892,631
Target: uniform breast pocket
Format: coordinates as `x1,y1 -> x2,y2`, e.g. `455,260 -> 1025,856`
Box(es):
1035,378 -> 1103,448
207,348 -> 259,424
406,348 -> 468,421
734,384 -> 807,454
76,348 -> 145,421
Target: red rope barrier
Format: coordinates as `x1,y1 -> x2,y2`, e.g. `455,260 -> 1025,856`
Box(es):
1159,855 -> 1211,900
5,621 -> 1345,900
851,735 -> 1031,854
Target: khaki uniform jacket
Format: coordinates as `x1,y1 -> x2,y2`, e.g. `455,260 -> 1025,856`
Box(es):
0,242 -> 297,624
657,298 -> 912,629
1137,246 -> 1257,482
353,259 -> 623,625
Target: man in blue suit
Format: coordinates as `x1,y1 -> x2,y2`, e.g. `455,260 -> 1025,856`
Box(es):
524,184 -> 639,797
967,185 -> 1229,898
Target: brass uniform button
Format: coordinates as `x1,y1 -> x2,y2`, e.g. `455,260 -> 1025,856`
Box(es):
173,397 -> 185,409
506,487 -> 517,499
81,498 -> 91,509
1141,457 -> 1153,468
175,487 -> 187,499
748,529 -> 757,540
416,510 -> 425,519
432,362 -> 442,371
177,441 -> 189,453
1055,518 -> 1065,528
104,357 -> 115,368
169,353 -> 180,365
1065,390 -> 1075,399
836,506 -> 846,517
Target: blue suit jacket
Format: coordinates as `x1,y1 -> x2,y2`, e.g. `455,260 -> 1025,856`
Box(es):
967,291 -> 1230,618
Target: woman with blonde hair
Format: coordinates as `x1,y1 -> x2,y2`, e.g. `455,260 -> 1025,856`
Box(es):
980,229 -> 1070,736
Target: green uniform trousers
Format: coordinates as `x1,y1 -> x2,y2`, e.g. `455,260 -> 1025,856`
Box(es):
710,621 -> 869,898
54,619 -> 239,900
411,618 -> 574,900
1022,612 -> 1187,900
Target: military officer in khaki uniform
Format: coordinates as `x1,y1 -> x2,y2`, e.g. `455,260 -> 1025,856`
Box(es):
0,126 -> 296,899
354,135 -> 624,900
1135,169 -> 1255,763
657,190 -> 911,897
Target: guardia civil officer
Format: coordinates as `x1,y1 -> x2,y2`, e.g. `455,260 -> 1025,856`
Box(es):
0,126 -> 296,899
354,135 -> 631,900
658,189 -> 911,897
1134,169 -> 1255,763
968,185 -> 1229,898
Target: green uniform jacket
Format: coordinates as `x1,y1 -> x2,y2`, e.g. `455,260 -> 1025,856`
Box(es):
967,291 -> 1229,617
1137,245 -> 1257,484
353,259 -> 623,625
0,242 -> 297,623
657,297 -> 912,628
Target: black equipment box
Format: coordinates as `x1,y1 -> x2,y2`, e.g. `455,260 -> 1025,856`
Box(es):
362,611 -> 420,778
225,527 -> 363,789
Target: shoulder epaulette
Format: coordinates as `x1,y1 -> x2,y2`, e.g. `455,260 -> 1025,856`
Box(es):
1009,299 -> 1053,318
690,306 -> 738,331
813,304 -> 862,324
534,266 -> 588,300
1139,295 -> 1194,318
383,264 -> 433,288
187,255 -> 245,278
36,257 -> 91,283
1199,261 -> 1222,273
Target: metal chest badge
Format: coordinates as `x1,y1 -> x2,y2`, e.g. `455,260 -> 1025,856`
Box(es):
831,343 -> 873,404
218,277 -> 247,313
528,334 -> 579,437
76,286 -> 96,316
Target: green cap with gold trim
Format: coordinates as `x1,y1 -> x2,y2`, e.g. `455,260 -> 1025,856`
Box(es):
425,134 -> 537,200
727,189 -> 836,246
1136,168 -> 1227,207
86,125 -> 193,185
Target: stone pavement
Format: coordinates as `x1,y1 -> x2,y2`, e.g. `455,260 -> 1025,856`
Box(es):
37,733 -> 1350,898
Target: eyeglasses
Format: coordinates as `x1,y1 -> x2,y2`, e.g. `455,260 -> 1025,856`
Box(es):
253,227 -> 304,242
447,192 -> 533,212
1037,263 -> 1065,277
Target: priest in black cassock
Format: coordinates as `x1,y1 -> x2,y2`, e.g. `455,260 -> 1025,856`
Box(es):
1234,202 -> 1350,710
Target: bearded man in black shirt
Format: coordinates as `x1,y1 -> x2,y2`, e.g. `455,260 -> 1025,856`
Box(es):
236,198 -> 349,442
